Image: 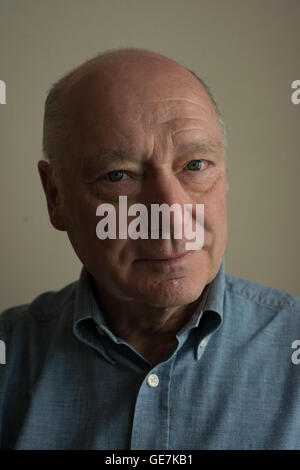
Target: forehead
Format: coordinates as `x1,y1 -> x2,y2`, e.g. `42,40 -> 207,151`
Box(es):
62,66 -> 223,167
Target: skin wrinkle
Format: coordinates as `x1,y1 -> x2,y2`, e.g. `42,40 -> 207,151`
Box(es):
137,105 -> 211,126
141,118 -> 206,125
38,49 -> 228,365
172,128 -> 205,136
143,98 -> 204,103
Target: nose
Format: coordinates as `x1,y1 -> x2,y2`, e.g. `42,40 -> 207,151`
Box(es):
142,168 -> 197,242
144,168 -> 191,207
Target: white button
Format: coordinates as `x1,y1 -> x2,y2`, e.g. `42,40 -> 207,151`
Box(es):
200,339 -> 207,348
147,373 -> 159,388
96,324 -> 105,336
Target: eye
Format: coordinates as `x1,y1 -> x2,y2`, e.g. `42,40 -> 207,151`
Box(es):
107,170 -> 126,182
186,160 -> 206,171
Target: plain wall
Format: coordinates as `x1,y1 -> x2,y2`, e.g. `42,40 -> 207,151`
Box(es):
0,0 -> 299,311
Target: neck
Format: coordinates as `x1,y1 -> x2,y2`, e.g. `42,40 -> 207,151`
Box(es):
93,283 -> 209,355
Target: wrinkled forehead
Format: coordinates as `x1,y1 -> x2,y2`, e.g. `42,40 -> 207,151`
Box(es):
60,63 -> 223,164
63,60 -> 217,121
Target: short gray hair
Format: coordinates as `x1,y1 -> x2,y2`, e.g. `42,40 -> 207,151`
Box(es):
42,51 -> 226,176
42,69 -> 75,177
188,70 -> 227,148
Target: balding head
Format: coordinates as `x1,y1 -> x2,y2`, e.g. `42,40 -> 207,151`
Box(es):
42,48 -> 225,179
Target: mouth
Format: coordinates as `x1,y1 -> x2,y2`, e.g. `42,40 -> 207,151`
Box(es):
136,251 -> 193,264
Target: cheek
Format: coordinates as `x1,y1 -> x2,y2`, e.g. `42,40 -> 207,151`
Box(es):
63,198 -> 96,239
201,175 -> 227,231
211,193 -> 227,223
59,191 -> 102,259
64,198 -> 135,266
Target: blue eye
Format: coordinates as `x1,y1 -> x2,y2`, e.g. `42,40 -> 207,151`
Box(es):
107,170 -> 125,182
186,160 -> 205,171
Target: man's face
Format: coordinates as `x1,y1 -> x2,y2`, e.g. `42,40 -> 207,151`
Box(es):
54,58 -> 227,308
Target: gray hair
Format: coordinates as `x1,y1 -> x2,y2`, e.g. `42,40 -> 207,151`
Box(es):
42,51 -> 226,178
188,70 -> 227,148
42,69 -> 75,179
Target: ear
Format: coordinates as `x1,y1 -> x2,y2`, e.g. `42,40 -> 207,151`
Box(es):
38,160 -> 66,231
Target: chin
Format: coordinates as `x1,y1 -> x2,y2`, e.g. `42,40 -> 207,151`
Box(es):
135,277 -> 204,308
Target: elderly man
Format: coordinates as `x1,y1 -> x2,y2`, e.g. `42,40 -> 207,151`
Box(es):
0,48 -> 300,450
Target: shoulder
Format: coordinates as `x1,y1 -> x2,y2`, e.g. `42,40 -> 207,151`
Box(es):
0,280 -> 78,335
225,273 -> 300,313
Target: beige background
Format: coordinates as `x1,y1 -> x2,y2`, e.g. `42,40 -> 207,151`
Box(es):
0,0 -> 299,311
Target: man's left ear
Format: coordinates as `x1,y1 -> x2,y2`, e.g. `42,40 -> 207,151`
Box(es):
37,160 -> 66,231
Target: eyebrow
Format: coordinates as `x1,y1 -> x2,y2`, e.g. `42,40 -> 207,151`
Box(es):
174,140 -> 224,161
83,140 -> 224,177
83,149 -> 134,177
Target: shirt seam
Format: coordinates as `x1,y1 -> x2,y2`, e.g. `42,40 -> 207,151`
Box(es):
226,279 -> 300,313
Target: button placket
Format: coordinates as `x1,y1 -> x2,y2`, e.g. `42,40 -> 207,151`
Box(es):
130,357 -> 176,450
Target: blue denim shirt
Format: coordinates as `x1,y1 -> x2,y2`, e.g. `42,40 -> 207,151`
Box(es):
1,258 -> 300,450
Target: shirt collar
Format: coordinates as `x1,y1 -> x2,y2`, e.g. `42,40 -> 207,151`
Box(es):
194,257 -> 225,359
174,258 -> 225,360
73,267 -> 116,364
73,257 -> 226,362
203,257 -> 226,319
